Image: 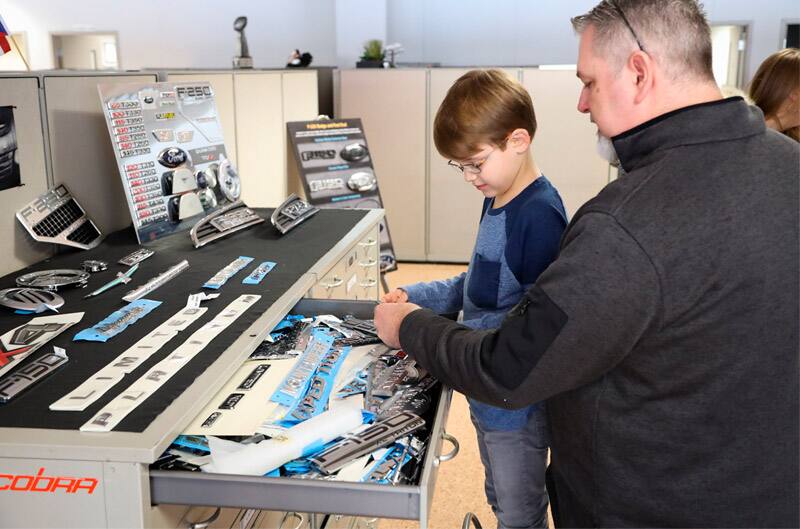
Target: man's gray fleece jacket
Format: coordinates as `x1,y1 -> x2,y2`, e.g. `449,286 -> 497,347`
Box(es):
399,97 -> 799,528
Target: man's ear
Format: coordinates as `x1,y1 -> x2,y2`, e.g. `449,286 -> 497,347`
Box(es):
507,128 -> 532,153
630,51 -> 654,105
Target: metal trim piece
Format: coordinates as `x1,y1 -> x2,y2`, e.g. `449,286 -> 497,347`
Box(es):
15,269 -> 90,291
15,184 -> 103,250
122,260 -> 189,302
190,200 -> 264,249
0,288 -> 64,313
271,194 -> 319,235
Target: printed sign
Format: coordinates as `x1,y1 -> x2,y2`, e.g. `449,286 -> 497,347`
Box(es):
288,119 -> 396,272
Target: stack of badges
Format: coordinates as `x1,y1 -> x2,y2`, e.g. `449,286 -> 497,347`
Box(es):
204,256 -> 254,289
73,299 -> 161,342
270,331 -> 334,410
242,261 -> 275,285
281,343 -> 351,425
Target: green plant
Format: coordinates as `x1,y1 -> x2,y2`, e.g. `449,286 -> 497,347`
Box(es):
361,39 -> 384,61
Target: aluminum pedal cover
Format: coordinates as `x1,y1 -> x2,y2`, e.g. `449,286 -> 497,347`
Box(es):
270,194 -> 319,235
15,184 -> 102,250
309,411 -> 425,475
0,288 -> 64,313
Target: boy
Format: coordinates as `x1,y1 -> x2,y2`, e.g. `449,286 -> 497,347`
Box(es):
382,70 -> 567,529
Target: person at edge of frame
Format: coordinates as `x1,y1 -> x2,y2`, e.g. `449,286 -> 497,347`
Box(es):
748,47 -> 800,142
383,69 -> 567,529
374,0 -> 800,527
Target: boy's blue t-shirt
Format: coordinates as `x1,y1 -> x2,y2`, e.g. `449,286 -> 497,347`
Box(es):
404,176 -> 567,431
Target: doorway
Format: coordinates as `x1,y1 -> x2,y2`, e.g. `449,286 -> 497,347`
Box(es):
711,24 -> 748,89
781,20 -> 799,49
51,32 -> 119,70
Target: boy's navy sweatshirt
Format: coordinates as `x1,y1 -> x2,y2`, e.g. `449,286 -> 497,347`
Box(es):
404,175 -> 567,430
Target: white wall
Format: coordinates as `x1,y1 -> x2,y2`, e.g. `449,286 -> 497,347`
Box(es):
0,0 -> 338,70
335,0 -> 388,68
387,0 -> 799,79
388,0 -> 599,66
0,0 -> 796,80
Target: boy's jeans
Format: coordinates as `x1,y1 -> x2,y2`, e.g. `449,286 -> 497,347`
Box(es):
470,405 -> 550,529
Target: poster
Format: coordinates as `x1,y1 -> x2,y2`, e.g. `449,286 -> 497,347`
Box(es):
0,106 -> 21,192
98,82 -> 237,243
287,119 -> 397,272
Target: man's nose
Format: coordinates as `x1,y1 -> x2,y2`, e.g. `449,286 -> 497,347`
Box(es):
577,90 -> 590,114
464,171 -> 477,183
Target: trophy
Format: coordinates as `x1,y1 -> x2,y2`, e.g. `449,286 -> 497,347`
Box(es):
233,16 -> 253,69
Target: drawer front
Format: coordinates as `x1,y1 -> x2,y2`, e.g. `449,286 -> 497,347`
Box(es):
158,505 -> 289,529
309,258 -> 348,299
354,227 -> 380,301
150,300 -> 454,523
309,226 -> 380,301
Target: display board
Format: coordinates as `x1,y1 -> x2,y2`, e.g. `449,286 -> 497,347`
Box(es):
288,118 -> 397,272
98,81 -> 241,243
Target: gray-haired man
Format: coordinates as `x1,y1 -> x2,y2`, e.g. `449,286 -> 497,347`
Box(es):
375,0 -> 799,526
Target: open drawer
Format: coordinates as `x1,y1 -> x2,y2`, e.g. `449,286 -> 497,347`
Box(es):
149,299 -> 458,528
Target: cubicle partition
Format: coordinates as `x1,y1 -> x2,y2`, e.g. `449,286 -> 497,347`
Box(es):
43,72 -> 161,237
0,74 -> 53,276
338,69 -> 429,261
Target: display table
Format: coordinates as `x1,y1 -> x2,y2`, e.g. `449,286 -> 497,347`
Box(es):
0,208 -> 459,529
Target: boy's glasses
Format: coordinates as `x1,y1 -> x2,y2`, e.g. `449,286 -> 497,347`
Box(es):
448,147 -> 497,175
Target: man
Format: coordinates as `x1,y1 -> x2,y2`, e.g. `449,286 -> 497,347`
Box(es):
375,1 -> 799,527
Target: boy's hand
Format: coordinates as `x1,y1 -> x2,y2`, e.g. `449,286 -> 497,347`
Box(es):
381,288 -> 409,304
374,302 -> 421,349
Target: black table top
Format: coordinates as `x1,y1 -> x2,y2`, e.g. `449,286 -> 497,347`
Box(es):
0,208 -> 367,432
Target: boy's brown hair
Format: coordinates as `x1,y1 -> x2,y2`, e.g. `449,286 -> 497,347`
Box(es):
433,69 -> 537,161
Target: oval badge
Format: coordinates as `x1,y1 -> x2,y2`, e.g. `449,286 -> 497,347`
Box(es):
157,147 -> 189,168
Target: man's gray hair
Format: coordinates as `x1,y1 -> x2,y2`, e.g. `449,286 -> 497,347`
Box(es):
571,0 -> 714,82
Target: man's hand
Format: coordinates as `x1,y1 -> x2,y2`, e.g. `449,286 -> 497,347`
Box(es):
381,288 -> 409,304
374,302 -> 421,349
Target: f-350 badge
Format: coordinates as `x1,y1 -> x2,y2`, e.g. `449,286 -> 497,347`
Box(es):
0,313 -> 84,378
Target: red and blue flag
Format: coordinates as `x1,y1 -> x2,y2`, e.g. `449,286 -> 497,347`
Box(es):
0,15 -> 12,56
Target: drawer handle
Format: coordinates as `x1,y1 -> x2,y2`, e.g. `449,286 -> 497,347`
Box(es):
359,278 -> 377,288
187,507 -> 220,529
320,276 -> 343,289
278,511 -> 305,529
436,432 -> 459,463
358,238 -> 378,247
462,512 -> 484,529
358,258 -> 377,267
